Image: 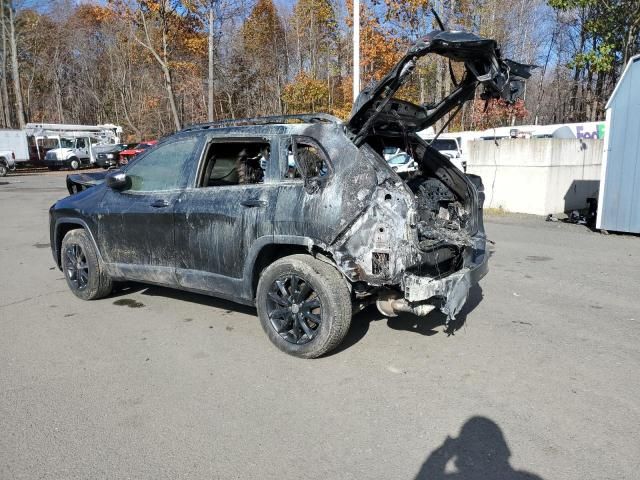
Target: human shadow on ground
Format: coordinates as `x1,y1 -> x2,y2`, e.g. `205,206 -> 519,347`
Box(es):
414,416 -> 544,480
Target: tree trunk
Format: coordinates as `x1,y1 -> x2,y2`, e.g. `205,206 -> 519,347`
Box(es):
0,0 -> 11,127
208,4 -> 215,122
8,0 -> 24,129
163,66 -> 181,131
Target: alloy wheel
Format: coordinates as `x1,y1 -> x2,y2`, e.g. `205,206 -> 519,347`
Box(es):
266,274 -> 323,345
64,244 -> 89,291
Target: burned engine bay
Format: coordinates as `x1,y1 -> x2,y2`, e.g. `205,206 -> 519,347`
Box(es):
361,133 -> 474,280
408,176 -> 472,251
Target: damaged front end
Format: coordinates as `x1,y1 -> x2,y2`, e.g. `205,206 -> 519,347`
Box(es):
332,28 -> 531,325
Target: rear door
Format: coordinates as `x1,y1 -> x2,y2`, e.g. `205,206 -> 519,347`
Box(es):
174,136 -> 277,299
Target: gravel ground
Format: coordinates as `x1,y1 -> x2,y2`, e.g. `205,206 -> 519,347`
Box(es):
1,172 -> 639,480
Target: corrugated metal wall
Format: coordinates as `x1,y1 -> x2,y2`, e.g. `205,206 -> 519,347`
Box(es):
597,56 -> 640,233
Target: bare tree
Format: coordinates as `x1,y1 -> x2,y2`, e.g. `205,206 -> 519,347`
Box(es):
132,1 -> 181,131
7,0 -> 23,128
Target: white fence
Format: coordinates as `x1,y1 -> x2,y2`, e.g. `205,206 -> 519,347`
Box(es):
466,138 -> 603,215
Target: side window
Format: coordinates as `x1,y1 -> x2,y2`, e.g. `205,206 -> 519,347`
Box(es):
76,138 -> 86,149
286,137 -> 331,179
199,141 -> 270,187
125,137 -> 198,192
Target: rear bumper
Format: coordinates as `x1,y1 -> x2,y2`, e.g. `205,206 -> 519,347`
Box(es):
402,238 -> 488,320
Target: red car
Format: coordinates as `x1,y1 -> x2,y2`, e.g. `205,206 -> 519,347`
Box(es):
118,140 -> 157,165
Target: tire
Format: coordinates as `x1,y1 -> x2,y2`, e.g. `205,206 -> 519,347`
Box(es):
256,254 -> 352,358
69,157 -> 80,170
0,162 -> 7,177
61,229 -> 112,300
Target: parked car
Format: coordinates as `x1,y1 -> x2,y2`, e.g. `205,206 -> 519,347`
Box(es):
52,28 -> 531,358
118,140 -> 157,165
425,136 -> 465,171
95,143 -> 137,169
387,152 -> 417,176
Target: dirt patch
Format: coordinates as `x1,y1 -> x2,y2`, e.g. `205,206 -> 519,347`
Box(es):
113,298 -> 145,308
525,256 -> 553,262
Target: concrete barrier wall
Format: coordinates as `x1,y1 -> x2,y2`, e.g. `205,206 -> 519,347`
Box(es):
466,138 -> 603,215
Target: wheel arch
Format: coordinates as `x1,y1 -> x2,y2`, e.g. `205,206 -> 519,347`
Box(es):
54,218 -> 103,268
246,235 -> 342,299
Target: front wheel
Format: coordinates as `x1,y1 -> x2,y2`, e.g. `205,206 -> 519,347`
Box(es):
69,158 -> 80,170
61,229 -> 112,300
256,254 -> 352,358
0,163 -> 7,177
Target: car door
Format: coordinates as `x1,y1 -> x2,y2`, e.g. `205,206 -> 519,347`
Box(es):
74,137 -> 89,164
173,136 -> 277,299
96,135 -> 200,285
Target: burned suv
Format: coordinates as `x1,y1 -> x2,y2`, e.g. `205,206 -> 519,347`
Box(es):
50,29 -> 531,358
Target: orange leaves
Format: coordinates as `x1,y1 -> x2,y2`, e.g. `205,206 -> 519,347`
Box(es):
283,73 -> 330,113
471,99 -> 529,130
359,7 -> 403,84
242,0 -> 285,52
74,5 -> 115,26
182,34 -> 207,56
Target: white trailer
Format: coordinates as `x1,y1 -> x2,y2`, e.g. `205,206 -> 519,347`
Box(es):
596,55 -> 640,234
0,129 -> 29,162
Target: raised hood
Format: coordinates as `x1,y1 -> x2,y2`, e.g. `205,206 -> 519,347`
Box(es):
346,29 -> 534,145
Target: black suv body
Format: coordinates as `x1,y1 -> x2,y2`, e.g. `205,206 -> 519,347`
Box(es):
50,29 -> 532,357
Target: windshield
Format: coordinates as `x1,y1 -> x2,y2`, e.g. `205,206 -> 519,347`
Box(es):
388,154 -> 410,165
59,138 -> 75,148
430,139 -> 458,151
383,147 -> 399,156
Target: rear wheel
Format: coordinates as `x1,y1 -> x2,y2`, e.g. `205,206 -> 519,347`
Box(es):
256,254 -> 352,358
0,162 -> 7,177
61,229 -> 112,300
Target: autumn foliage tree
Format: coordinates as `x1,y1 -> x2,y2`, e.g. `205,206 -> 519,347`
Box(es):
0,0 -> 636,139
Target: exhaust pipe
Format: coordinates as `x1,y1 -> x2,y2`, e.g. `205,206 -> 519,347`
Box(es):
376,292 -> 436,317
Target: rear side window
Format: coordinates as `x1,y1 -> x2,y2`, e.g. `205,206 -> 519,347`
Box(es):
286,137 -> 331,179
199,141 -> 270,187
125,137 -> 197,192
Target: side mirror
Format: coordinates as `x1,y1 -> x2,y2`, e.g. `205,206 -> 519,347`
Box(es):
106,171 -> 129,190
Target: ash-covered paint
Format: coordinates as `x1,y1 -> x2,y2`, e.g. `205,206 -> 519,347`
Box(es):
52,28 -> 534,322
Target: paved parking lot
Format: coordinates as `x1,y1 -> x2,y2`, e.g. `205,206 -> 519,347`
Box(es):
1,172 -> 639,479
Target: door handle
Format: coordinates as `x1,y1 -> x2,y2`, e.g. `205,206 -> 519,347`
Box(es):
241,199 -> 267,208
150,199 -> 170,208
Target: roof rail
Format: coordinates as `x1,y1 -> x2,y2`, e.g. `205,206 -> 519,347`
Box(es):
181,113 -> 342,132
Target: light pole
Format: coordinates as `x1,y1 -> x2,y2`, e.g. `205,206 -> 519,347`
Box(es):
353,0 -> 360,102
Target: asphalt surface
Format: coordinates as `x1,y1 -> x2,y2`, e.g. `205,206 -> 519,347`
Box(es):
1,171 -> 639,480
